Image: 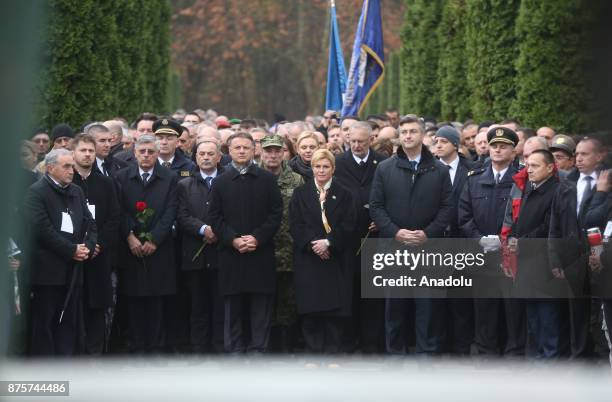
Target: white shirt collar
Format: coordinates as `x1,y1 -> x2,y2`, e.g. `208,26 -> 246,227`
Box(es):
200,169 -> 218,181
48,174 -> 65,188
138,166 -> 154,177
352,150 -> 370,165
492,166 -> 509,181
158,155 -> 175,165
442,155 -> 459,171
579,171 -> 598,183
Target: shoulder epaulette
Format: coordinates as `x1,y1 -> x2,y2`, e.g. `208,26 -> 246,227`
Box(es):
467,167 -> 485,177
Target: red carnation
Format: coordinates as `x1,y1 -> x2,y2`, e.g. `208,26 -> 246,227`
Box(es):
136,201 -> 147,212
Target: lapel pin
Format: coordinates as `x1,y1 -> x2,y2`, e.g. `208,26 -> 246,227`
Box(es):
373,160 -> 377,164
332,195 -> 336,200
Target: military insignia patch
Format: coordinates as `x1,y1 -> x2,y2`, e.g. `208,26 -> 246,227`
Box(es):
180,171 -> 190,177
496,128 -> 504,137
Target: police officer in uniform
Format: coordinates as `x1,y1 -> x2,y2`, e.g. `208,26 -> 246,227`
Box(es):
458,127 -> 525,356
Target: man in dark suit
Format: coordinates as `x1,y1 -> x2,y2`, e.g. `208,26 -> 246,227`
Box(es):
71,134 -> 120,355
433,126 -> 474,355
334,121 -> 386,353
176,140 -> 225,353
208,132 -> 283,354
549,137 -> 608,358
370,116 -> 453,355
114,134 -> 179,354
24,149 -> 97,355
86,124 -> 128,177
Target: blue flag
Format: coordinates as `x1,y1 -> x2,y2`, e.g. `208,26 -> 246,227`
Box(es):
341,0 -> 385,117
325,0 -> 347,112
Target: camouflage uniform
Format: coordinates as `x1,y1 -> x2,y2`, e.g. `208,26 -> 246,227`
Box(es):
271,160 -> 303,326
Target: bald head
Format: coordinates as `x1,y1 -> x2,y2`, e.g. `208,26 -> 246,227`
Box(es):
377,126 -> 397,142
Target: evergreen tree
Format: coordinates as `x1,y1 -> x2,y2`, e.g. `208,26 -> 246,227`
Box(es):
437,0 -> 469,121
465,0 -> 520,121
510,0 -> 598,132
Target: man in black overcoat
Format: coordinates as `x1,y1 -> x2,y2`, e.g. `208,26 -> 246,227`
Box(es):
24,149 -> 97,355
176,139 -> 225,353
208,132 -> 282,353
114,134 -> 179,354
71,134 -> 120,354
334,121 -> 386,353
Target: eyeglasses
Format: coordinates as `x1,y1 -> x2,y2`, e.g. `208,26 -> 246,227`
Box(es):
137,149 -> 156,155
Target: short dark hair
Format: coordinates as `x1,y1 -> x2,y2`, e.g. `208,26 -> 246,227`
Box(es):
501,118 -> 521,126
399,116 -> 425,133
240,118 -> 258,130
341,115 -> 360,123
227,131 -> 255,147
133,112 -> 157,128
72,133 -> 97,148
185,111 -> 202,122
517,127 -> 536,139
578,136 -> 606,153
530,149 -> 555,165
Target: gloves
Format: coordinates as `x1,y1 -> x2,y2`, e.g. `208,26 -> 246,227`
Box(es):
479,235 -> 501,253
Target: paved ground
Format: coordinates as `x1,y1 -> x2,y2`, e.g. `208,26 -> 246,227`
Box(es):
1,357 -> 610,401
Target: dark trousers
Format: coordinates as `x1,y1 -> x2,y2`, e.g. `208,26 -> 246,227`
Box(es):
525,299 -> 564,358
447,298 -> 474,355
30,285 -> 78,356
474,299 -> 526,356
126,295 -> 164,354
83,307 -> 106,355
185,269 -> 224,353
223,293 -> 273,353
385,298 -> 446,354
568,297 -> 592,358
302,315 -> 343,354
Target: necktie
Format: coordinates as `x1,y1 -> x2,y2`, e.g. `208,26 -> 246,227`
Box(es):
359,160 -> 366,168
141,172 -> 150,184
205,176 -> 213,189
580,176 -> 594,214
495,172 -> 501,184
102,161 -> 109,176
408,160 -> 417,171
162,161 -> 171,168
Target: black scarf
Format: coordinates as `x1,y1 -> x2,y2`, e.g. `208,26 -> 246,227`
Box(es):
288,155 -> 313,179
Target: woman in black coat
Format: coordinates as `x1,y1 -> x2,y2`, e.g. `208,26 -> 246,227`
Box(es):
289,149 -> 356,354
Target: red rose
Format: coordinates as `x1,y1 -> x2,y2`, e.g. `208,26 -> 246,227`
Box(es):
136,201 -> 147,212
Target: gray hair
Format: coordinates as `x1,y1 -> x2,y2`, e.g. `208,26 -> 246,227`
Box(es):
196,140 -> 222,153
85,123 -> 110,137
45,148 -> 72,167
135,134 -> 159,150
525,136 -> 549,150
350,121 -> 373,137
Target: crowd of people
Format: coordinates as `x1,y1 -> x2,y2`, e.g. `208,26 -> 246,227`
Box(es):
6,107 -> 612,365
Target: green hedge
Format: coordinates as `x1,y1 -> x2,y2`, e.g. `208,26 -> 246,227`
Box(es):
510,0 -> 598,132
36,0 -> 172,129
437,0 -> 469,121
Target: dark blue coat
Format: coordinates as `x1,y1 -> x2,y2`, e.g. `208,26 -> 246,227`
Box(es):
458,164 -> 518,238
369,146 -> 452,239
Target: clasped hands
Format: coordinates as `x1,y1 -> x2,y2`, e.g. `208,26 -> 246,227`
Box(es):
395,229 -> 427,246
233,235 -> 258,254
127,233 -> 157,258
311,239 -> 330,260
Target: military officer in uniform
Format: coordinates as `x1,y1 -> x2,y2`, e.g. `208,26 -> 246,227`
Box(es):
259,134 -> 304,352
458,126 -> 524,356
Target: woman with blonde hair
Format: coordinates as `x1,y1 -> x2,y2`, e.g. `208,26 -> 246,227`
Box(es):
289,149 -> 356,354
288,131 -> 319,180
